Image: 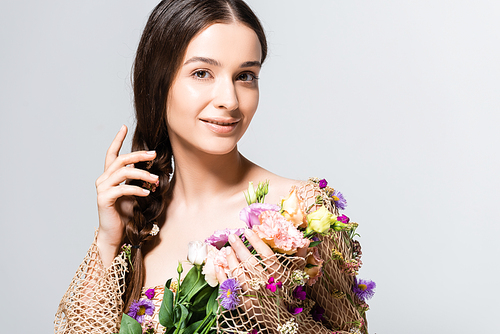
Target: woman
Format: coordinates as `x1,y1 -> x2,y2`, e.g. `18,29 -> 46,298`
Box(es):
55,1 -> 369,333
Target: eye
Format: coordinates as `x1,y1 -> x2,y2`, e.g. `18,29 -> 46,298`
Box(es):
237,72 -> 258,82
193,70 -> 211,79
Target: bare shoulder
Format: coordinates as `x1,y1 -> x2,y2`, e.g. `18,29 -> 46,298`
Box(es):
244,162 -> 305,205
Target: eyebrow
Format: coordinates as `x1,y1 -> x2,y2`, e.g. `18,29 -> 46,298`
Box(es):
183,57 -> 261,68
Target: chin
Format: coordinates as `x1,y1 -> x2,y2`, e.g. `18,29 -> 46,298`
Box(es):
196,136 -> 242,156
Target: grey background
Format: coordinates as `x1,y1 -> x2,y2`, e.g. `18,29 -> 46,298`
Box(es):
1,0 -> 499,333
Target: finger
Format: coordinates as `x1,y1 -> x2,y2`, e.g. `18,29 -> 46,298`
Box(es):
98,151 -> 156,185
97,166 -> 158,190
228,234 -> 259,267
243,229 -> 281,276
104,125 -> 127,171
97,184 -> 151,209
215,265 -> 227,284
225,247 -> 249,291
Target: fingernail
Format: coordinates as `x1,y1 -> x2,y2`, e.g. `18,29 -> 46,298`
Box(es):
119,124 -> 125,132
150,174 -> 159,179
146,151 -> 156,155
215,266 -> 220,273
228,234 -> 236,243
244,229 -> 254,237
142,189 -> 150,194
226,247 -> 232,255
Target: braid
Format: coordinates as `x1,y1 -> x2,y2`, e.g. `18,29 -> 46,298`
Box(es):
122,132 -> 175,311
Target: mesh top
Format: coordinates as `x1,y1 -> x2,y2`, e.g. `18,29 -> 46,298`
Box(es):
54,180 -> 368,334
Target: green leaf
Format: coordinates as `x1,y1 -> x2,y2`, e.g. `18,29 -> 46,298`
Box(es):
182,319 -> 204,334
173,303 -> 190,330
159,278 -> 175,328
179,266 -> 208,302
118,314 -> 142,334
191,285 -> 216,313
206,287 -> 219,315
309,240 -> 322,247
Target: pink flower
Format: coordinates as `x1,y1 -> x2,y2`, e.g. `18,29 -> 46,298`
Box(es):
144,288 -> 155,300
205,228 -> 245,250
240,203 -> 280,228
202,245 -> 230,287
252,210 -> 309,255
266,276 -> 283,292
337,214 -> 350,224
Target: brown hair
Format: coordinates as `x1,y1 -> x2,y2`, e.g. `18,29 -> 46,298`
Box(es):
123,0 -> 268,310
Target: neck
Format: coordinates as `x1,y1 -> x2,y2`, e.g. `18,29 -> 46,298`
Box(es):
170,145 -> 251,203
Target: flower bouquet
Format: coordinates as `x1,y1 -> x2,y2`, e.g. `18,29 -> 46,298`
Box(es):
118,178 -> 375,334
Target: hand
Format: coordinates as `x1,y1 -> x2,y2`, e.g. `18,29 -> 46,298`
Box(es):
215,229 -> 309,285
214,229 -> 310,325
94,125 -> 158,265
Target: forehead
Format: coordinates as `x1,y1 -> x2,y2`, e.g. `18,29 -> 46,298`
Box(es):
183,22 -> 262,64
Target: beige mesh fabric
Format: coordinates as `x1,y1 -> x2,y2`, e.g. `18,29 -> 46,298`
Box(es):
139,285 -> 167,333
216,181 -> 365,334
54,180 -> 366,334
297,181 -> 367,333
54,233 -> 128,333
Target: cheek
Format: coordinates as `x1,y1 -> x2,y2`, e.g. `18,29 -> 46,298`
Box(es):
239,88 -> 259,120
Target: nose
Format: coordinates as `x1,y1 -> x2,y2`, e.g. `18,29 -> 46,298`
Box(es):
212,78 -> 239,111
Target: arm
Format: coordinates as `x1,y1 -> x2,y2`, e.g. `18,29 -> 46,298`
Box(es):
55,126 -> 158,333
54,233 -> 128,333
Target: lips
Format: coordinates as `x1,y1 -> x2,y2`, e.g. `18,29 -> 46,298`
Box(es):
200,118 -> 239,126
202,119 -> 239,126
200,117 -> 240,134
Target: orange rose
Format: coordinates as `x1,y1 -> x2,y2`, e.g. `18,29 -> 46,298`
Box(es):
281,187 -> 308,228
305,247 -> 324,286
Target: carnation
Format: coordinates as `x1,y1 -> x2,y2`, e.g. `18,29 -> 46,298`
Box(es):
202,245 -> 230,287
252,211 -> 308,255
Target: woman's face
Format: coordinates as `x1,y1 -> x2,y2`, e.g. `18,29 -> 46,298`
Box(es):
166,22 -> 262,156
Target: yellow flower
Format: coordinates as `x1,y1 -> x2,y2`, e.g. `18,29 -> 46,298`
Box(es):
306,205 -> 334,234
281,187 -> 308,228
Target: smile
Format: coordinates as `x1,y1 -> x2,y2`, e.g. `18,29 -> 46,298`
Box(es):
200,119 -> 240,126
200,118 -> 240,134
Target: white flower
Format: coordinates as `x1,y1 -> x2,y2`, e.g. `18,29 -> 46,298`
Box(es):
277,318 -> 299,334
291,269 -> 310,287
149,223 -> 160,236
248,278 -> 266,290
187,241 -> 208,266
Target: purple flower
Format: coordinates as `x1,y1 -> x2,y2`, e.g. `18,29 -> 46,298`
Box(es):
205,228 -> 245,249
319,179 -> 328,189
239,203 -> 280,228
353,278 -> 376,301
337,214 -> 350,224
266,276 -> 282,293
288,306 -> 303,315
144,288 -> 155,300
248,330 -> 258,334
219,278 -> 242,310
332,190 -> 347,210
127,299 -> 155,324
292,286 -> 307,301
311,304 -> 325,322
